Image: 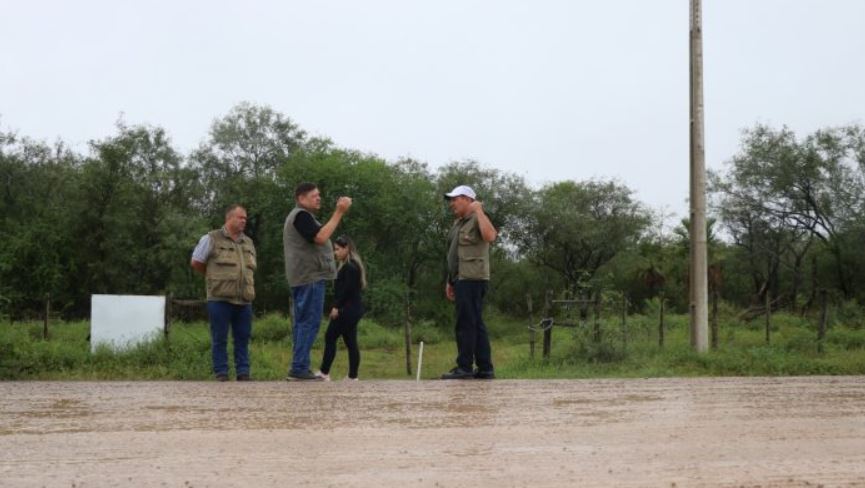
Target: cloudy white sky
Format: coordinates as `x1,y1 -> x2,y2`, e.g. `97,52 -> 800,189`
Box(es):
2,1 -> 863,219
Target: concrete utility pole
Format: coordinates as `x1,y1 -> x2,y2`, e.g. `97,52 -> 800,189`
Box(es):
689,0 -> 709,352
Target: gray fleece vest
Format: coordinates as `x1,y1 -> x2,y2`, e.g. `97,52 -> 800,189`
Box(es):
283,207 -> 337,287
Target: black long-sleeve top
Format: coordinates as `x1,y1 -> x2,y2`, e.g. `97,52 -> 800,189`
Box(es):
332,260 -> 364,316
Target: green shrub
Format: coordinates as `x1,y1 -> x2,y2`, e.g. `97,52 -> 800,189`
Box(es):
252,313 -> 291,343
357,318 -> 403,349
363,278 -> 407,327
782,328 -> 818,353
827,328 -> 865,350
411,320 -> 445,344
833,300 -> 865,329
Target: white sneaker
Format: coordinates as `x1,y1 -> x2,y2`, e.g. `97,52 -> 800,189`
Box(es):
315,371 -> 331,381
344,377 -> 358,382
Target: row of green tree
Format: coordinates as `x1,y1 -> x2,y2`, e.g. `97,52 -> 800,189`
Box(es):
2,103 -> 863,326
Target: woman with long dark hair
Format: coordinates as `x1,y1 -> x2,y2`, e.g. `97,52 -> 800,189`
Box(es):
316,235 -> 367,381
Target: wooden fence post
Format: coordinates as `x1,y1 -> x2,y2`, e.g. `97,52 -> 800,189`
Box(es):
710,290 -> 719,349
658,294 -> 665,348
817,289 -> 828,353
43,293 -> 50,340
542,290 -> 552,359
592,292 -> 601,344
527,294 -> 535,359
164,293 -> 172,339
764,291 -> 771,345
621,293 -> 627,353
404,290 -> 413,375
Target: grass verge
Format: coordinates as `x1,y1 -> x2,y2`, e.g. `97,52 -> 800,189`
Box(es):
2,311 -> 864,380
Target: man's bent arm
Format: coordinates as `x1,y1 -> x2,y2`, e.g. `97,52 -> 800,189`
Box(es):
190,259 -> 207,275
475,207 -> 497,243
314,197 -> 352,245
313,211 -> 345,245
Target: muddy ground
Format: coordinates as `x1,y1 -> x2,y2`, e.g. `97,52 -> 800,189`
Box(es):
1,377 -> 864,487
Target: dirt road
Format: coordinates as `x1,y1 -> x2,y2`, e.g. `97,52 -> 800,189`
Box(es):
1,377 -> 864,487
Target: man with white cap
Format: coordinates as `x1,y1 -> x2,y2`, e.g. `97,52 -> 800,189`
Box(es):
441,185 -> 498,379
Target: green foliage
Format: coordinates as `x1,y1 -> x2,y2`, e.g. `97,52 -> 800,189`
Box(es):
411,320 -> 446,345
4,309 -> 865,380
831,299 -> 865,329
363,277 -> 408,327
251,313 -> 291,343
5,107 -> 865,332
511,179 -> 651,291
711,123 -> 865,306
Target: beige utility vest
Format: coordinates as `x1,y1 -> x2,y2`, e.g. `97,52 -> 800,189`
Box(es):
449,213 -> 490,281
205,229 -> 256,304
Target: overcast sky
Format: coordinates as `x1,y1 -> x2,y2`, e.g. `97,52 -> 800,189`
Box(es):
2,1 -> 863,219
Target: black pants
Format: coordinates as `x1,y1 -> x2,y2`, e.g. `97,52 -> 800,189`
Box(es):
320,309 -> 362,378
454,280 -> 493,372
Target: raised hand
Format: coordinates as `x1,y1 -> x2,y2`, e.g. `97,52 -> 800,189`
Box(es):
336,196 -> 353,213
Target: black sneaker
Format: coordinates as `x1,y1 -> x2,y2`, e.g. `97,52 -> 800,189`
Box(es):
440,367 -> 475,380
285,370 -> 323,381
236,374 -> 251,382
474,369 -> 495,380
215,374 -> 229,382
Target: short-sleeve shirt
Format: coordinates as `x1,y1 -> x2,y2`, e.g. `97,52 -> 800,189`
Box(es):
293,210 -> 322,243
191,234 -> 213,263
191,227 -> 246,262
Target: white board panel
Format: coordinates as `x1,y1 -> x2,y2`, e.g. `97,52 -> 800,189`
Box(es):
90,294 -> 165,352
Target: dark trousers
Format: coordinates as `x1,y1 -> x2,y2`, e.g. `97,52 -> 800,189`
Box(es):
206,301 -> 252,377
454,280 -> 493,372
320,309 -> 363,378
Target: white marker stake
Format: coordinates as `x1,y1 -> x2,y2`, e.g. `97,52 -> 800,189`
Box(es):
416,341 -> 424,382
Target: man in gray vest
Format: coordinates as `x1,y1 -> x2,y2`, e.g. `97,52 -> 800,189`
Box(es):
284,182 -> 352,380
441,185 -> 498,380
190,204 -> 256,382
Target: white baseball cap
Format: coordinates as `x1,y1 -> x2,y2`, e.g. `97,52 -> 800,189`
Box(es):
444,185 -> 476,200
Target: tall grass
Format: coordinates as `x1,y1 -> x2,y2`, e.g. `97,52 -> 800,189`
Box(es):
2,309 -> 865,380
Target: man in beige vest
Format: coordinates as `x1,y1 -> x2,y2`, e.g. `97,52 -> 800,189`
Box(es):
441,185 -> 498,380
190,204 -> 256,382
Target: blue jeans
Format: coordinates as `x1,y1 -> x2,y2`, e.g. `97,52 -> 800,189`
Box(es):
290,280 -> 325,374
207,301 -> 252,377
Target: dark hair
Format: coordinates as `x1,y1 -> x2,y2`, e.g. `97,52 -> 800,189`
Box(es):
224,203 -> 246,218
295,182 -> 318,199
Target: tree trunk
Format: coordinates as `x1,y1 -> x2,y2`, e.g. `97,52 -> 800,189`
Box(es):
790,252 -> 803,313
817,289 -> 828,353
830,243 -> 851,298
802,254 -> 818,315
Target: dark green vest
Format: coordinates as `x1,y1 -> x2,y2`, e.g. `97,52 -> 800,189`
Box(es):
447,213 -> 490,281
205,229 -> 256,304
